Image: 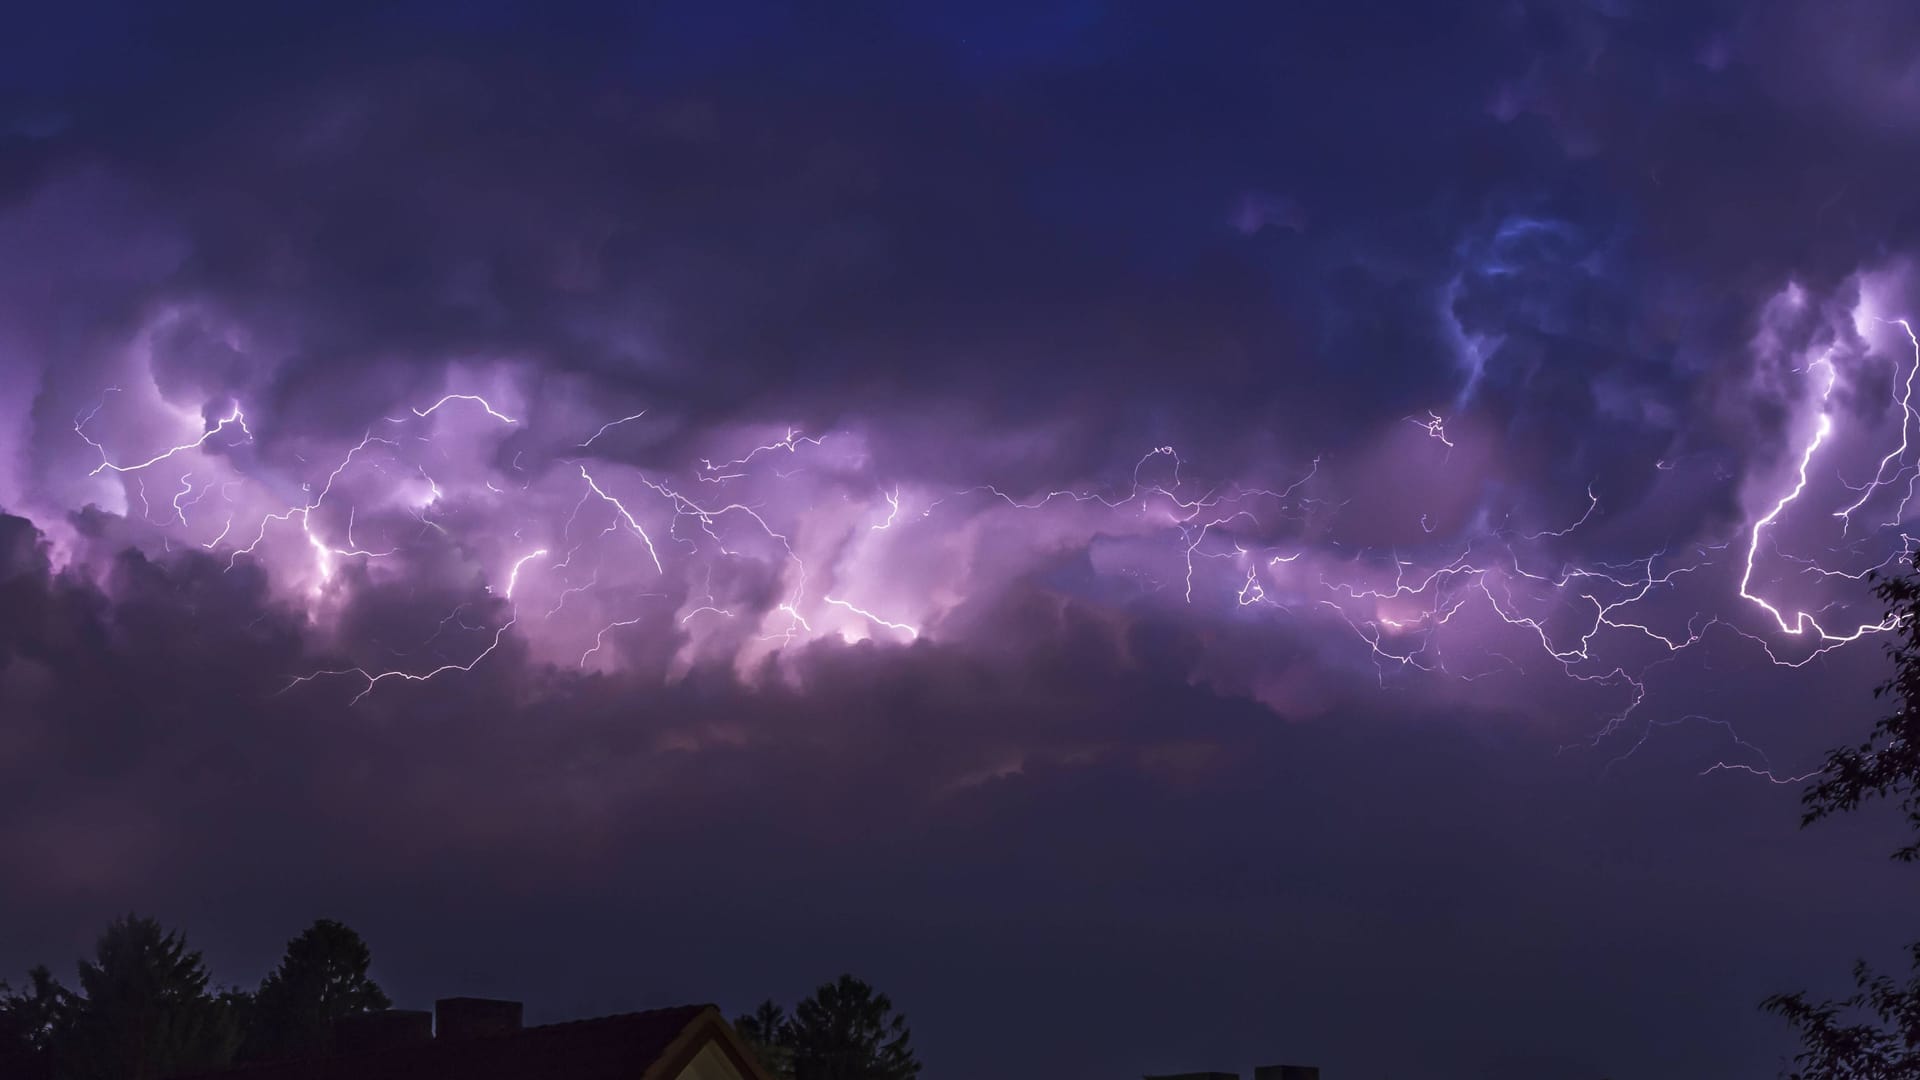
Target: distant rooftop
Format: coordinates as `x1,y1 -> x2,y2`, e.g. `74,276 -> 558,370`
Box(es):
173,1001 -> 771,1080
1145,1065 -> 1320,1080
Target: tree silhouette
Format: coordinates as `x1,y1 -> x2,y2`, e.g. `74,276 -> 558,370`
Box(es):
1801,557 -> 1920,861
1768,555 -> 1920,1077
0,966 -> 71,1078
1766,943 -> 1920,1079
733,999 -> 795,1079
60,914 -> 239,1080
0,966 -> 71,1055
785,974 -> 919,1080
241,919 -> 390,1061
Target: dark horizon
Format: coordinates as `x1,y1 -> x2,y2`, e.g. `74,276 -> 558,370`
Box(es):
5,3 -> 1920,1077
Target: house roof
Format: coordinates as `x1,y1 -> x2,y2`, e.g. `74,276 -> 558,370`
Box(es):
173,1003 -> 771,1080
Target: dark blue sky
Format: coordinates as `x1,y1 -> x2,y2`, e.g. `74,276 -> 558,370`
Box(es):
5,3 -> 1920,1077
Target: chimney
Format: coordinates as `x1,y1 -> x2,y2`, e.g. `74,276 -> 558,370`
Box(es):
1254,1067 -> 1320,1080
435,997 -> 524,1041
333,1009 -> 433,1053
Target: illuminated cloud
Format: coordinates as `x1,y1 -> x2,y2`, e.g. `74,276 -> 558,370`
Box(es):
7,4 -> 1920,1076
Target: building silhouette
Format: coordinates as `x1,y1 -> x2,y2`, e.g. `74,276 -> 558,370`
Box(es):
177,998 -> 772,1080
1146,1065 -> 1320,1080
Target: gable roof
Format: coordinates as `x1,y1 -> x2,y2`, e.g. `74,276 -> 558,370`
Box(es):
173,1003 -> 774,1080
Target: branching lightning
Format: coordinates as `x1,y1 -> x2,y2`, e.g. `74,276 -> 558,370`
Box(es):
63,307 -> 1920,789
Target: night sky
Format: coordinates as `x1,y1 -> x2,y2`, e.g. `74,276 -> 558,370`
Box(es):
5,3 -> 1920,1077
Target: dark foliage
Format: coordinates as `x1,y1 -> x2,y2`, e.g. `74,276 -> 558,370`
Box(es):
1765,943 -> 1920,1080
733,975 -> 919,1080
1773,555 -> 1920,1077
0,966 -> 72,1055
1802,555 -> 1920,861
734,999 -> 795,1079
787,974 -> 920,1080
60,914 -> 240,1080
0,966 -> 71,1079
241,919 -> 390,1061
0,915 -> 386,1080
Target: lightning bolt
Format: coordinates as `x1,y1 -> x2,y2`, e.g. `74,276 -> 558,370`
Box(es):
578,465 -> 664,573
84,403 -> 251,477
578,410 -> 648,449
824,596 -> 919,640
68,304 -> 1920,770
1407,410 -> 1455,450
1834,318 -> 1920,530
1738,351 -> 1898,643
403,393 -> 518,424
503,548 -> 549,600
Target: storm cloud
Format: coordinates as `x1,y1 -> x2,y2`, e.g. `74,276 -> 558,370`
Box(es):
6,3 -> 1920,1078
